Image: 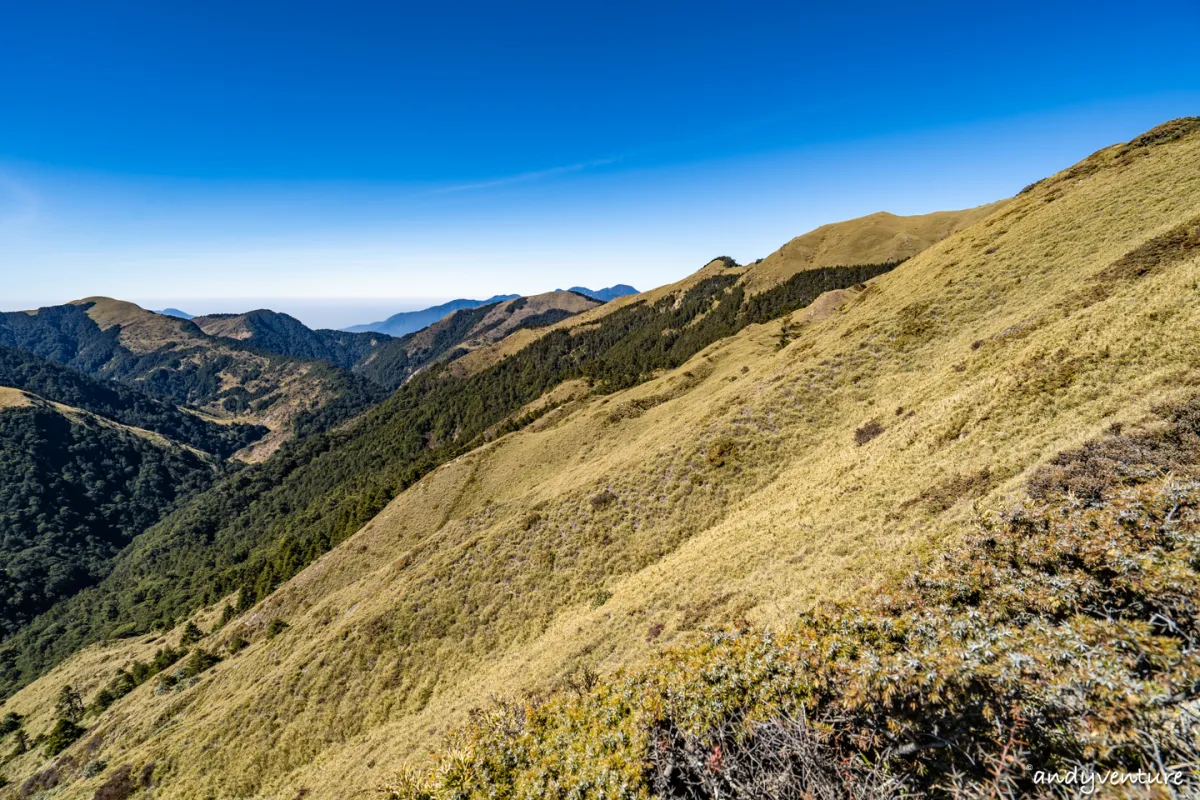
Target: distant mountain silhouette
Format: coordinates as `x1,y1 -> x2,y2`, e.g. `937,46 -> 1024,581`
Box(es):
156,307 -> 194,319
344,296 -> 519,336
554,284 -> 638,302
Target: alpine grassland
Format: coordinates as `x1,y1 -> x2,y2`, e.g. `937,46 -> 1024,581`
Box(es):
1,119 -> 1198,798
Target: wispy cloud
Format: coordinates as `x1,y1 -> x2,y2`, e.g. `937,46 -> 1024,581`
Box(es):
412,156 -> 620,197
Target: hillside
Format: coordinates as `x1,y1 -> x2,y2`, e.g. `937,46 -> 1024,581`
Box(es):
345,295 -> 519,336
1,119 -> 1198,798
355,290 -> 601,390
443,204 -> 999,376
192,309 -> 393,371
0,389 -> 217,639
0,344 -> 265,458
0,299 -> 375,461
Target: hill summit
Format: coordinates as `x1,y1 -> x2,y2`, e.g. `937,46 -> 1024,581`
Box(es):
1,119 -> 1198,799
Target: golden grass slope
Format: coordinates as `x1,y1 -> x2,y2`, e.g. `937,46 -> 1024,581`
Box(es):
0,386 -> 34,409
740,201 -> 1008,294
4,120 -> 1200,799
453,205 -> 1003,374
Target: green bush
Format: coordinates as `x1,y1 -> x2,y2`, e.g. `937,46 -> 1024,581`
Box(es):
42,718 -> 85,757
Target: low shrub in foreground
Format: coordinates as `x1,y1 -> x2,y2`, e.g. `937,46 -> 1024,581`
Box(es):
382,398 -> 1200,799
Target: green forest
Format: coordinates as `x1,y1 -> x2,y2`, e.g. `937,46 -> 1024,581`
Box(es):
0,345 -> 265,457
0,404 -> 216,638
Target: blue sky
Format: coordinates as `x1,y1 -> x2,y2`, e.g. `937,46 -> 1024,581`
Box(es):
2,1 -> 1198,328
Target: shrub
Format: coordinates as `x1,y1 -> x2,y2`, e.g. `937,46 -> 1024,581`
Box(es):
0,711 -> 21,737
588,489 -> 618,510
382,397 -> 1200,799
705,437 -> 738,467
82,758 -> 107,778
179,620 -> 203,645
227,636 -> 249,654
266,618 -> 289,639
854,419 -> 884,445
92,764 -> 137,800
43,718 -> 85,757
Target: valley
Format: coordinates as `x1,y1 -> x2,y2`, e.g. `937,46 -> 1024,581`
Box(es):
0,119 -> 1196,798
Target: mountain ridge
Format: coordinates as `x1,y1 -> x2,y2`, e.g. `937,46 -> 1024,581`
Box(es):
3,119 -> 1199,797
344,295 -> 519,336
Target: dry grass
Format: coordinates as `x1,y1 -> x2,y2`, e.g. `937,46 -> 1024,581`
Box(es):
0,387 -> 33,410
4,121 -> 1200,799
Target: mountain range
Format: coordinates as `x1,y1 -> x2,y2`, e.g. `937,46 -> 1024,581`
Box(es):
343,295 -> 520,336
0,119 -> 1197,799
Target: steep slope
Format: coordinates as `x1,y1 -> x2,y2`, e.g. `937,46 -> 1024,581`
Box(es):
3,119 -> 1199,799
0,259 -> 890,702
447,204 -> 1001,375
345,295 -> 519,336
0,299 -> 374,461
355,290 -> 601,390
192,309 -> 393,371
0,389 -> 216,639
0,344 -> 264,458
740,200 -> 1008,293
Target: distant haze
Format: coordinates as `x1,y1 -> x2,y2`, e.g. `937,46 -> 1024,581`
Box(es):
0,298 -> 455,331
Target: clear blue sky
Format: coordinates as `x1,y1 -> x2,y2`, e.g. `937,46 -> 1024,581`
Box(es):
2,0 -> 1198,327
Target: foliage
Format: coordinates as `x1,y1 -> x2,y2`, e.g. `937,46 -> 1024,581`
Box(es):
92,764 -> 139,800
382,397 -> 1200,799
0,405 -> 216,638
510,307 -> 575,332
266,618 -> 289,639
90,647 -> 185,713
42,718 -> 85,757
179,621 -> 203,645
0,711 -> 21,737
0,344 -> 266,457
0,263 -> 896,699
55,684 -> 83,722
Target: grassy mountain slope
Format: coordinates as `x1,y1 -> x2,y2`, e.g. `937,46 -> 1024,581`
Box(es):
740,200 -> 1008,293
3,119 -> 1199,798
0,390 -> 217,640
192,309 -> 393,371
0,299 -> 369,461
449,205 -> 1001,376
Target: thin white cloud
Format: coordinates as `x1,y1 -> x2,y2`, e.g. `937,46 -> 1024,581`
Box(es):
412,156 -> 620,197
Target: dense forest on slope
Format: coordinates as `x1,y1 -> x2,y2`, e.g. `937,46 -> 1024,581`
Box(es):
0,403 -> 216,639
0,345 -> 265,458
193,309 -> 393,371
0,302 -> 375,440
353,301 -> 509,390
0,261 -> 894,698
